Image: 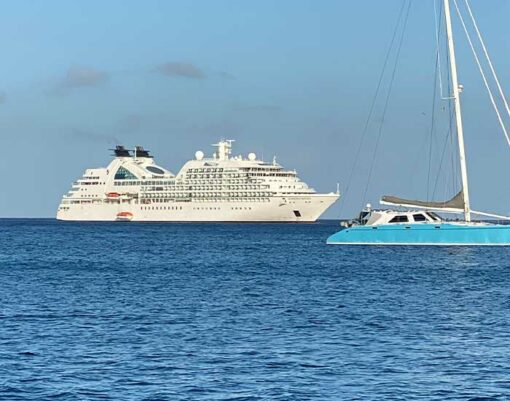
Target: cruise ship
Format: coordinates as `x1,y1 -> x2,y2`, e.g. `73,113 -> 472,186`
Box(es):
56,140 -> 339,222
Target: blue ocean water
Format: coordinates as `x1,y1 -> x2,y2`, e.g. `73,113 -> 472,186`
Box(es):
1,219 -> 509,401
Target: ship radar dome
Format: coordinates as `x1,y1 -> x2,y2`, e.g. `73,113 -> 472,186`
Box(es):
248,152 -> 257,161
195,150 -> 204,160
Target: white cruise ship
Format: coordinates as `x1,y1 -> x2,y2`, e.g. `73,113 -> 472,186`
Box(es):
56,140 -> 339,222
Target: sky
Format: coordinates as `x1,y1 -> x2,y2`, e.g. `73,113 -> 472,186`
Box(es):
0,0 -> 509,218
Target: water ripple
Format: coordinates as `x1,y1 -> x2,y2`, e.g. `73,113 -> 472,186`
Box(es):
1,219 -> 510,400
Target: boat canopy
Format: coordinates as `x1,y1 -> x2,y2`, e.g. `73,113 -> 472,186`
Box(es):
380,190 -> 465,212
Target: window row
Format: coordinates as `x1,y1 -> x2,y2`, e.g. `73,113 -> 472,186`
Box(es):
388,213 -> 434,223
114,180 -> 175,186
187,168 -> 223,173
141,206 -> 183,211
186,174 -> 222,179
78,181 -> 102,185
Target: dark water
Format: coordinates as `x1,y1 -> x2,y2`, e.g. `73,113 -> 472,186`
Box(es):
1,219 -> 509,401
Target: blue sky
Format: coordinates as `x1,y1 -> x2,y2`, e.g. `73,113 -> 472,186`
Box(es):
0,0 -> 509,218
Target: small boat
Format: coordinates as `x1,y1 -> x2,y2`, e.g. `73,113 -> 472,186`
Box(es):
116,212 -> 133,221
327,207 -> 510,246
328,0 -> 510,246
107,192 -> 121,198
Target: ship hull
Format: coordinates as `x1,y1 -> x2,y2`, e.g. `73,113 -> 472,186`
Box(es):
57,194 -> 338,222
327,223 -> 510,246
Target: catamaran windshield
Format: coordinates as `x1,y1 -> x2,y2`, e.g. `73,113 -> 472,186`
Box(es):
426,212 -> 441,222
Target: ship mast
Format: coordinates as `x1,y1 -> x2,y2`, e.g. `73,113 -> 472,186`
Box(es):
444,0 -> 471,222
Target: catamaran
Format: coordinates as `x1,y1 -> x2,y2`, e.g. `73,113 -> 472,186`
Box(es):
328,0 -> 510,246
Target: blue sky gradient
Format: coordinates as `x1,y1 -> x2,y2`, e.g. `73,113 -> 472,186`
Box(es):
0,0 -> 509,217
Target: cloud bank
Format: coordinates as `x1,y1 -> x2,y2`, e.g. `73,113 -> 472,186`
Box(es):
217,71 -> 236,80
62,66 -> 109,88
156,62 -> 205,79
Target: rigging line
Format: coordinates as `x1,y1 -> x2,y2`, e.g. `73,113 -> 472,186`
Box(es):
427,63 -> 438,201
427,27 -> 441,201
453,0 -> 510,148
337,0 -> 408,216
433,0 -> 447,99
449,72 -> 458,200
362,0 -> 412,207
465,0 -> 510,120
431,108 -> 456,201
432,34 -> 457,202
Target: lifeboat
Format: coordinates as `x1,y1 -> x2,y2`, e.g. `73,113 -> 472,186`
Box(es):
116,211 -> 133,222
107,192 -> 121,198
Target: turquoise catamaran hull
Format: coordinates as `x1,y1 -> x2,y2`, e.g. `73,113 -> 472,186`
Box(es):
327,223 -> 510,246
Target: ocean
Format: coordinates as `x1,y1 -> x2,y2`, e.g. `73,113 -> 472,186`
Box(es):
0,219 -> 509,400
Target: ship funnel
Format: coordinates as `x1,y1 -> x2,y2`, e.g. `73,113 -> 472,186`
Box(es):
112,145 -> 131,157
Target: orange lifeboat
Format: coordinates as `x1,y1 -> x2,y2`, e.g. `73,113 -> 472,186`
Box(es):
116,211 -> 133,221
107,192 -> 121,198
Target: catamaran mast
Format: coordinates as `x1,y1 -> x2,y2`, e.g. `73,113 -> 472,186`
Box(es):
444,0 -> 471,222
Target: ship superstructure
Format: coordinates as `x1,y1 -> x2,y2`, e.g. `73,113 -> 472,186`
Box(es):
57,140 -> 339,222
